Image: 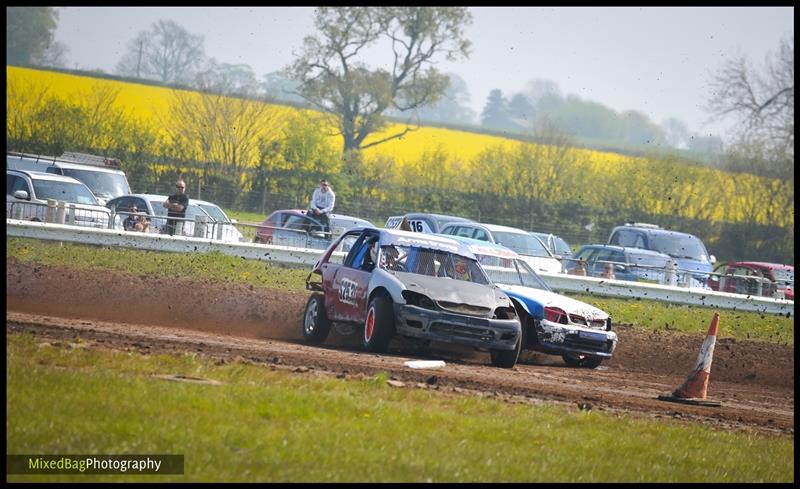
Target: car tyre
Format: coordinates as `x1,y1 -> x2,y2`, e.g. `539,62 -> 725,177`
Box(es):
302,293 -> 332,344
562,353 -> 603,369
363,294 -> 394,353
490,336 -> 521,369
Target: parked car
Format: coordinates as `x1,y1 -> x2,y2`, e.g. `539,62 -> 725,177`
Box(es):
439,222 -> 562,274
608,222 -> 715,286
530,232 -> 573,260
303,227 -> 523,368
106,193 -> 244,242
708,262 -> 794,300
568,244 -> 672,283
448,236 -> 617,369
6,169 -> 111,228
7,151 -> 131,206
384,212 -> 473,233
254,209 -> 373,249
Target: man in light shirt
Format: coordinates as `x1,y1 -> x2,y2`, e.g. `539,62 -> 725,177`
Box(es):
308,179 -> 335,234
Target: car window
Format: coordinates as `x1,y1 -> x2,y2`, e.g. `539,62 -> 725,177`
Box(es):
472,228 -> 490,241
611,229 -> 636,247
7,174 -> 30,195
771,269 -> 794,282
110,197 -> 134,212
454,226 -> 474,238
493,231 -> 550,257
647,233 -> 708,261
628,251 -> 670,268
479,254 -> 550,290
149,200 -> 169,217
327,232 -> 360,265
574,248 -> 595,261
198,203 -> 228,222
553,237 -> 571,255
60,168 -> 130,200
399,245 -> 489,285
31,179 -> 98,205
284,214 -> 314,231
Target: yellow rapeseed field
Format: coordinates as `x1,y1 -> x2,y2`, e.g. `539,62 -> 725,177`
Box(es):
7,66 -> 792,229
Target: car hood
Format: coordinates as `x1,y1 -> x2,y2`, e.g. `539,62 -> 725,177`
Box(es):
500,284 -> 608,321
393,272 -> 509,309
673,258 -> 712,276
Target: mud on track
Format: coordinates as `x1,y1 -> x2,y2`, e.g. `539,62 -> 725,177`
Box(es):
6,258 -> 794,435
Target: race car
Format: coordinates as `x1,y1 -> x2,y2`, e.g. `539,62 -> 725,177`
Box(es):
447,235 -> 617,369
303,227 -> 523,368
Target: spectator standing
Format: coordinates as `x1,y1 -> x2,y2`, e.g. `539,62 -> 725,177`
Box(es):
163,179 -> 189,236
308,179 -> 335,233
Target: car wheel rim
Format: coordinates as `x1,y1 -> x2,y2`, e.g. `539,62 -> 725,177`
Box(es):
305,301 -> 317,334
365,308 -> 375,342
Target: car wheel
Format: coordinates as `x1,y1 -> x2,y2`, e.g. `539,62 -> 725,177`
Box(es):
490,334 -> 521,369
562,353 -> 603,369
363,294 -> 395,353
302,293 -> 331,344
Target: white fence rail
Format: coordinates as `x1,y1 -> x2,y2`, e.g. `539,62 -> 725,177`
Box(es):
6,218 -> 793,316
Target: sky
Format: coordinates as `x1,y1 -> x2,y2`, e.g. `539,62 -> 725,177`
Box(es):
53,6 -> 794,140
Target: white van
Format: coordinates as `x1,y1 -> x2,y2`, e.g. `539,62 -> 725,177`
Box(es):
6,152 -> 131,206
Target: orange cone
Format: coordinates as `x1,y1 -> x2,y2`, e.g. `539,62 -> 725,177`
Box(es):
657,312 -> 722,407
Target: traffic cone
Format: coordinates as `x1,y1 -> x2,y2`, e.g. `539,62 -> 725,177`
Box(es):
657,312 -> 722,407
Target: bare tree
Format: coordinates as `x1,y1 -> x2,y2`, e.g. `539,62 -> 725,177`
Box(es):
706,36 -> 793,177
116,20 -> 206,85
289,7 -> 472,152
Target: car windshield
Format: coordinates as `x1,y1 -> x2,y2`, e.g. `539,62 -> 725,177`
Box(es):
627,251 -> 670,268
61,169 -> 130,199
477,254 -> 551,291
494,231 -> 551,257
648,233 -> 708,260
32,179 -> 99,205
553,237 -> 572,255
198,203 -> 229,222
771,269 -> 794,283
380,245 -> 490,285
149,200 -> 168,216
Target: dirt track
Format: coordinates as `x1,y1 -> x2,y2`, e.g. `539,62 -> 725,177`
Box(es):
6,258 -> 794,435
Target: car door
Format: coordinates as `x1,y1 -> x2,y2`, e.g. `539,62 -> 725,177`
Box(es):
325,230 -> 380,323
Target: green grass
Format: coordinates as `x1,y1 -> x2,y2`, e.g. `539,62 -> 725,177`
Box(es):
569,293 -> 794,346
6,334 -> 792,482
7,237 -> 792,345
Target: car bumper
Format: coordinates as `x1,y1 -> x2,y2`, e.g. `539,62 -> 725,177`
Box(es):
533,319 -> 618,358
394,304 -> 520,351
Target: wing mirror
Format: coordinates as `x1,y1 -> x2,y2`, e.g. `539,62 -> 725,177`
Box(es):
13,190 -> 30,200
710,254 -> 717,264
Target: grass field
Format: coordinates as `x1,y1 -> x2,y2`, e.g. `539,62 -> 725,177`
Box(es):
6,334 -> 793,482
6,237 -> 793,345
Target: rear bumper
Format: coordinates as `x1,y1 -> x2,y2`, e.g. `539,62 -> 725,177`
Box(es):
394,304 -> 520,351
532,319 -> 618,358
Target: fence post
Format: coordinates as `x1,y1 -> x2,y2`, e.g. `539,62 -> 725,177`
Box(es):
194,215 -> 207,238
45,199 -> 58,223
216,222 -> 224,241
108,210 -> 116,229
665,260 -> 678,286
12,203 -> 24,220
67,204 -> 76,225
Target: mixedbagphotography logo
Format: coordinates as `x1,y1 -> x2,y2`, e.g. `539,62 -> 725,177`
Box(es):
7,455 -> 184,475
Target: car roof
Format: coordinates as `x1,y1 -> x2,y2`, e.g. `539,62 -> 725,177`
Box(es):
8,169 -> 87,184
41,160 -> 125,174
728,261 -> 794,271
614,224 -> 698,239
442,234 -> 520,259
577,244 -> 671,257
473,222 -> 530,234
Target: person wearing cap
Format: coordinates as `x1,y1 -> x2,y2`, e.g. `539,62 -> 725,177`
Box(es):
308,179 -> 336,234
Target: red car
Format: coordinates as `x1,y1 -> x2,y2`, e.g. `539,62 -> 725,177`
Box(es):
708,262 -> 794,300
253,209 -> 372,249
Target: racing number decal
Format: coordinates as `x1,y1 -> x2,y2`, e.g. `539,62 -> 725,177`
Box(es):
339,278 -> 359,305
409,220 -> 428,233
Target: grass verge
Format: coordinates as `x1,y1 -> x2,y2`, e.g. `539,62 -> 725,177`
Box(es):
6,333 -> 793,482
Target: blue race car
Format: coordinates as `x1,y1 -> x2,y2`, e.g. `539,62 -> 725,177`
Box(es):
446,235 -> 617,369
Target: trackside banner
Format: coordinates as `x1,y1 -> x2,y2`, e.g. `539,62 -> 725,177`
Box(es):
6,454 -> 184,474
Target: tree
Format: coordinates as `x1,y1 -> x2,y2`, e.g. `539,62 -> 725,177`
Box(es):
508,93 -> 535,125
260,70 -> 306,105
7,7 -> 59,66
408,72 -> 476,125
661,117 -> 691,149
194,59 -> 258,96
705,36 -> 794,177
289,7 -> 472,152
116,20 -> 206,85
481,89 -> 517,131
35,40 -> 69,68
